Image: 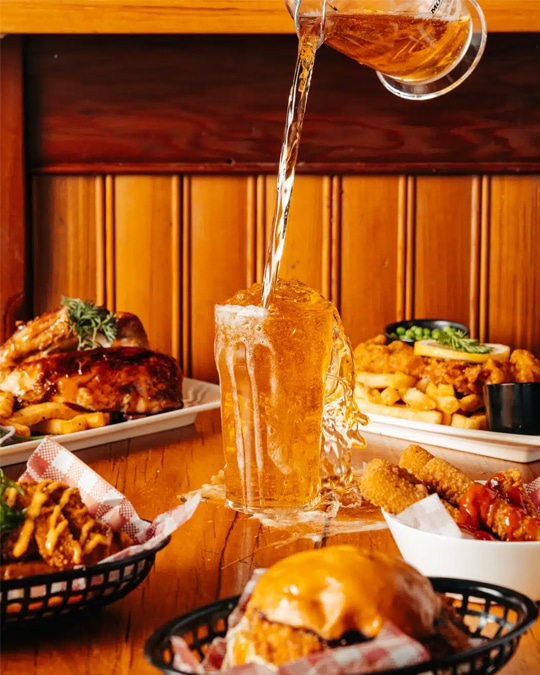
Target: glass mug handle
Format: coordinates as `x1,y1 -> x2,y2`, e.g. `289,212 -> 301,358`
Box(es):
320,307 -> 368,495
288,0 -> 488,100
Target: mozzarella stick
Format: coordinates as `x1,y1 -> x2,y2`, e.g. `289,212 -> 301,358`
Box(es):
360,459 -> 429,514
398,445 -> 434,478
414,457 -> 472,506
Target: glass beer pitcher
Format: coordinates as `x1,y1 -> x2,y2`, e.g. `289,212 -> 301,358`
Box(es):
286,0 -> 487,99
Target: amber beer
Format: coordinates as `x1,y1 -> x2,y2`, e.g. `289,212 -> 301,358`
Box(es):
304,10 -> 471,82
214,279 -> 334,514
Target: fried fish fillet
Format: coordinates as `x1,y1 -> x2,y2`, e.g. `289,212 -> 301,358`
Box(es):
353,335 -> 540,397
353,335 -> 426,379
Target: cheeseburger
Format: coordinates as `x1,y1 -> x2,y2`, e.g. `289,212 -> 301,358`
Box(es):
224,545 -> 469,668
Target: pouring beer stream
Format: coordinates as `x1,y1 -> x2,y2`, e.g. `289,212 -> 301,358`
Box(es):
215,0 -> 487,515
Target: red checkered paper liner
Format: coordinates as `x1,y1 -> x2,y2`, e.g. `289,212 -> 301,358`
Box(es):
168,569 -> 430,675
525,475 -> 540,509
20,437 -> 201,563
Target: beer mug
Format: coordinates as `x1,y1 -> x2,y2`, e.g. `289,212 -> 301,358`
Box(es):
214,278 -> 366,515
286,0 -> 488,99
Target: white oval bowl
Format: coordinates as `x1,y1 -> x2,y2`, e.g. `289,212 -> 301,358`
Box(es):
383,510 -> 540,601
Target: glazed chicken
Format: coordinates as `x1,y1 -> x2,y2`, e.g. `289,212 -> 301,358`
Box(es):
0,305 -> 148,373
0,300 -> 183,417
0,347 -> 183,415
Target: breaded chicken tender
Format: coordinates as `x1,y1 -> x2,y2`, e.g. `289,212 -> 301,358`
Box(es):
486,469 -> 538,518
360,459 -> 429,514
458,483 -> 540,541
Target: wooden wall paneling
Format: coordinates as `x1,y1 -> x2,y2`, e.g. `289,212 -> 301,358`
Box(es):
486,176 -> 540,353
263,175 -> 332,299
188,176 -> 255,382
32,175 -> 101,314
339,175 -> 406,346
0,36 -> 26,342
412,176 -> 480,330
25,34 -> 540,173
113,176 -> 179,359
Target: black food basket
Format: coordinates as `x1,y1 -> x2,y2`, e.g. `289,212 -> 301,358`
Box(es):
1,535 -> 170,629
145,578 -> 538,675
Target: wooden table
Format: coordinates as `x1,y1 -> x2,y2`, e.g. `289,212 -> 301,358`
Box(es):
2,409 -> 540,674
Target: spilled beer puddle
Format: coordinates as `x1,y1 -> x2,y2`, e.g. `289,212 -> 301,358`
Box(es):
179,470 -> 387,545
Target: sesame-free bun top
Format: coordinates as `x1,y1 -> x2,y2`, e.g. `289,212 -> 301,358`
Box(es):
247,545 -> 441,641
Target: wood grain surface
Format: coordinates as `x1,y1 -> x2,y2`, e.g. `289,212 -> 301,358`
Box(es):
0,37 -> 27,343
1,33 -> 539,362
24,33 -> 540,172
1,410 -> 539,675
1,0 -> 539,34
28,172 -> 540,381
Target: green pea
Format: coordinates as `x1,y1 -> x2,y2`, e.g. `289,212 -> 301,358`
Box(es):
396,326 -> 406,336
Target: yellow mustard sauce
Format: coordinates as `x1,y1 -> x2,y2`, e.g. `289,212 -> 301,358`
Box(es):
45,486 -> 82,564
12,481 -> 58,559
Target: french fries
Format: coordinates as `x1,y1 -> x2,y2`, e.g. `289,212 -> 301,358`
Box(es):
0,391 -> 15,418
450,413 -> 488,430
355,373 -> 489,428
402,387 -> 437,411
356,399 -> 443,425
0,417 -> 31,437
356,371 -> 418,390
9,402 -> 82,427
1,402 -> 111,438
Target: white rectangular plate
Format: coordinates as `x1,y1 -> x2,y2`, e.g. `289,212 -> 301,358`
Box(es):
364,413 -> 540,463
0,378 -> 220,467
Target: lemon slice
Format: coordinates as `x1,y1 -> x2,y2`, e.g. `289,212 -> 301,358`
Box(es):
414,340 -> 511,363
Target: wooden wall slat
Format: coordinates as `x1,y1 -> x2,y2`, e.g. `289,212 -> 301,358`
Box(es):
263,175 -> 331,299
29,172 -> 540,381
32,176 -> 100,314
413,176 -> 479,331
188,176 -> 253,381
486,176 -> 540,351
113,176 -> 177,357
339,176 -> 405,346
0,36 -> 27,342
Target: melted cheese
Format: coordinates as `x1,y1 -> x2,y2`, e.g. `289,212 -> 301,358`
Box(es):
247,545 -> 440,641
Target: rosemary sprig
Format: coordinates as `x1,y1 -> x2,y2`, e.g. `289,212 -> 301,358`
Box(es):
0,469 -> 26,535
435,329 -> 493,354
61,297 -> 118,350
